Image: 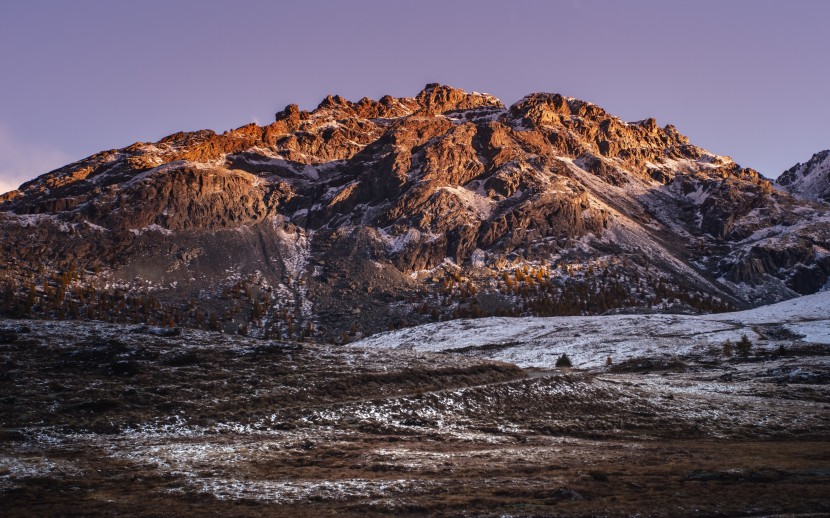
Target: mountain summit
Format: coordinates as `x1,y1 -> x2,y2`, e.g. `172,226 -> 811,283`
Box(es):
1,84 -> 828,340
776,150 -> 830,204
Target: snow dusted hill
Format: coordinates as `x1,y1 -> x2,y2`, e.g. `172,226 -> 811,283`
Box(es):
352,291 -> 830,368
777,149 -> 830,204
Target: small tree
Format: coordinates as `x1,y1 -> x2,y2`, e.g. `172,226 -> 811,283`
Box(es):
737,334 -> 752,357
722,339 -> 733,357
606,356 -> 613,366
208,313 -> 220,331
555,353 -> 572,368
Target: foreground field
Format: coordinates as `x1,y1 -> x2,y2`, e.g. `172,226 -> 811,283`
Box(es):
1,311 -> 829,516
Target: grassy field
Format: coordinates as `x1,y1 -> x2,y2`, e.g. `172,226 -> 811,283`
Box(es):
1,320 -> 828,516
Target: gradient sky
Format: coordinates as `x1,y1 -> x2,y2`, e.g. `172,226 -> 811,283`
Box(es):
1,0 -> 828,194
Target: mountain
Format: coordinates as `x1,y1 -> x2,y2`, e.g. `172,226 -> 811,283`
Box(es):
776,149 -> 830,204
1,84 -> 829,341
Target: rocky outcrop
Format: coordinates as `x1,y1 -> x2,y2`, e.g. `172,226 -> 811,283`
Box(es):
414,83 -> 504,114
729,238 -> 830,294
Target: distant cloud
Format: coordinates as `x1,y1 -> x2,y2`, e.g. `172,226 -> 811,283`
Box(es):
0,123 -> 72,194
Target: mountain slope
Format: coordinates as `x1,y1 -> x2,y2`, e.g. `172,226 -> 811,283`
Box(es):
1,84 -> 828,339
776,149 -> 830,204
352,290 -> 830,368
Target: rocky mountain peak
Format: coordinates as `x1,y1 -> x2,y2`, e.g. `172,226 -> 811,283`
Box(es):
317,94 -> 351,110
0,84 -> 827,341
275,103 -> 303,124
414,83 -> 504,114
776,149 -> 830,204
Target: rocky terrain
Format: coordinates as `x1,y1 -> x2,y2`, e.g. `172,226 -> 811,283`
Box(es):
1,293 -> 829,516
777,149 -> 830,204
1,84 -> 829,341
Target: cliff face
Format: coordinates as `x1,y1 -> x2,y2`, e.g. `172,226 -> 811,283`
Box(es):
1,84 -> 828,340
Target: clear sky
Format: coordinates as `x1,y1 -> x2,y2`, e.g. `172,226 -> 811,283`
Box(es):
1,0 -> 828,194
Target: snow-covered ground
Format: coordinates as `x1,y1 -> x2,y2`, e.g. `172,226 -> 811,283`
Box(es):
352,292 -> 830,368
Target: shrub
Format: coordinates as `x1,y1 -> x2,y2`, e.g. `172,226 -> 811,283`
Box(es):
556,353 -> 572,368
588,470 -> 609,481
722,339 -> 733,357
162,350 -> 200,367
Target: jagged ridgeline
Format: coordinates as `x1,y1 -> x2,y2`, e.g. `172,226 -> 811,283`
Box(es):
1,84 -> 828,341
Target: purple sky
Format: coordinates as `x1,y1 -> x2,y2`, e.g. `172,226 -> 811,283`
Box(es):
1,0 -> 828,194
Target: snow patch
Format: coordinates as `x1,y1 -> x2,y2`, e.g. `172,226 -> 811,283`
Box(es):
353,292 -> 830,368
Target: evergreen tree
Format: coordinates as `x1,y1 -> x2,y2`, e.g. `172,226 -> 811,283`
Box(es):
737,334 -> 752,357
